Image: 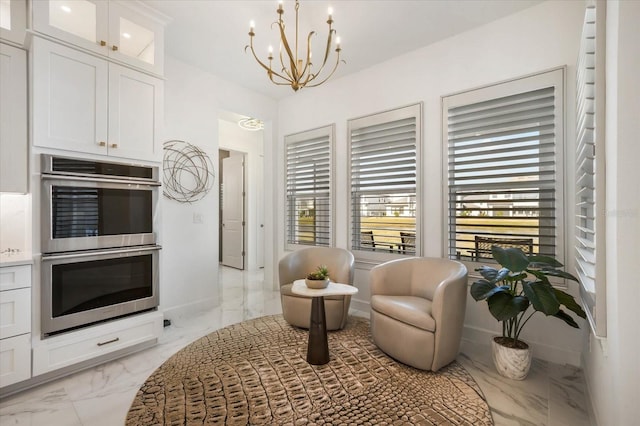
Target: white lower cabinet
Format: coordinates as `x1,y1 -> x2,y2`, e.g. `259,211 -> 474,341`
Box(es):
0,264 -> 31,388
32,311 -> 163,376
32,37 -> 163,162
0,334 -> 31,387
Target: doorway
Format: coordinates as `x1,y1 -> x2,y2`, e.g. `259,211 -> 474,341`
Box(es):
219,150 -> 245,269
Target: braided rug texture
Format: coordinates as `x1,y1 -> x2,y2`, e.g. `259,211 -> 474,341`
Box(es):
126,315 -> 493,425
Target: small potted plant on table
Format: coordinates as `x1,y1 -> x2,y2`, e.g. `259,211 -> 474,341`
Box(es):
470,246 -> 586,380
305,265 -> 330,289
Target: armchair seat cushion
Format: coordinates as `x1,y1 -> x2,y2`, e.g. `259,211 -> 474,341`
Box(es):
371,295 -> 435,332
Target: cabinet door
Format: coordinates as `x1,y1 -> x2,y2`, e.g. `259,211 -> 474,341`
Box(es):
32,37 -> 109,154
0,288 -> 30,339
108,1 -> 164,75
108,63 -> 162,161
31,0 -> 109,56
0,333 -> 31,387
0,0 -> 27,46
0,43 -> 27,193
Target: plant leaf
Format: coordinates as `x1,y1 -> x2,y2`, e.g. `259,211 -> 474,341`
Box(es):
522,280 -> 560,315
553,288 -> 587,319
492,246 -> 529,272
487,292 -> 529,321
527,255 -> 563,268
539,269 -> 580,282
475,266 -> 500,282
554,309 -> 580,328
470,280 -> 494,300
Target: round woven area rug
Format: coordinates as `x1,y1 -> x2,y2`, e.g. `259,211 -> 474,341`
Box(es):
126,315 -> 493,425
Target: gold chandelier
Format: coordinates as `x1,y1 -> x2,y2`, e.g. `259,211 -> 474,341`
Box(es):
245,0 -> 343,92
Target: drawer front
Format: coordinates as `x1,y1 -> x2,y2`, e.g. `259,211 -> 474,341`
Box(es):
33,312 -> 162,376
0,265 -> 31,291
0,334 -> 31,387
0,288 -> 31,339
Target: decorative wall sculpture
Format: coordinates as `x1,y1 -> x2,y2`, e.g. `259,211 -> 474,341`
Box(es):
162,140 -> 215,203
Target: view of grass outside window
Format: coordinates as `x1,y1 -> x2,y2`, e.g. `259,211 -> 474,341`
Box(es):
444,70 -> 564,262
285,126 -> 332,247
349,104 -> 421,255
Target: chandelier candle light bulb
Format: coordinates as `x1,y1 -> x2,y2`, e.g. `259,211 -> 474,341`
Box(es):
245,0 -> 344,91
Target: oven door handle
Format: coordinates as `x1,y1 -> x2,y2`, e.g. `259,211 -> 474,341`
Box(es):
42,245 -> 162,260
41,173 -> 161,187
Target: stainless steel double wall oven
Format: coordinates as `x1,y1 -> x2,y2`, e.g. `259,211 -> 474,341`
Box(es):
40,155 -> 161,336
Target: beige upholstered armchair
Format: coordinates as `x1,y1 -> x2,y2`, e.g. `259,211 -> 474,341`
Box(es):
279,247 -> 355,330
370,257 -> 468,371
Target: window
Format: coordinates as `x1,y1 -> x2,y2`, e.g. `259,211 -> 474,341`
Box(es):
349,104 -> 421,255
285,125 -> 333,247
576,1 -> 606,337
444,69 -> 565,262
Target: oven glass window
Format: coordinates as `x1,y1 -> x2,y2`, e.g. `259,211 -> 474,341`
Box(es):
51,254 -> 153,317
51,187 -> 152,238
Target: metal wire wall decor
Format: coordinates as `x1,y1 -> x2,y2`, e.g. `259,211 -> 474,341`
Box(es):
162,140 -> 215,203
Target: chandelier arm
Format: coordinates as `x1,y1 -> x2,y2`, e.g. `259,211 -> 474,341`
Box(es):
296,31 -> 316,83
305,54 -> 344,88
278,47 -> 295,81
303,29 -> 335,86
245,42 -> 292,84
276,21 -> 299,81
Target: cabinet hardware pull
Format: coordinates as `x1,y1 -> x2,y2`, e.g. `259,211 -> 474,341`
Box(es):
98,141 -> 106,147
110,143 -> 118,148
97,337 -> 119,346
112,45 -> 119,51
100,40 -> 107,46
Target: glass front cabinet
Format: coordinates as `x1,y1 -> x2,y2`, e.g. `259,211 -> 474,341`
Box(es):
31,0 -> 167,75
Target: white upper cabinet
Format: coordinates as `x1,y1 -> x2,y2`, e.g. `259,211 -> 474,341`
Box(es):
0,42 -> 28,193
32,0 -> 166,75
32,37 -> 163,161
0,0 -> 27,46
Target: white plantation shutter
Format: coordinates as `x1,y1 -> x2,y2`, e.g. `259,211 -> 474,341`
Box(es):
349,104 -> 421,255
444,69 -> 564,261
285,125 -> 333,247
576,1 -> 606,337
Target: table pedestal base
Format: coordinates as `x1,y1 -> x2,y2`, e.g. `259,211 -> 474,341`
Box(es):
307,296 -> 329,365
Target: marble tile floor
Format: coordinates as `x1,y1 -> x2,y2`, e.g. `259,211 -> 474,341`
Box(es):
0,266 -> 591,426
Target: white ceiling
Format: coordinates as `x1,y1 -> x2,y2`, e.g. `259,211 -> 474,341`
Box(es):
143,0 -> 543,100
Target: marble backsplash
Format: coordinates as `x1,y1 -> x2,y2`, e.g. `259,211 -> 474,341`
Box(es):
0,193 -> 31,253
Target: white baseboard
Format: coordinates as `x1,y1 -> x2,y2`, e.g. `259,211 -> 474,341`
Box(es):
463,325 -> 582,366
161,298 -> 218,321
350,298 -> 370,313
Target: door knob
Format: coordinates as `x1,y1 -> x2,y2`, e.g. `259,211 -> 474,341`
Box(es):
110,143 -> 118,148
98,141 -> 106,147
112,45 -> 118,51
99,40 -> 107,46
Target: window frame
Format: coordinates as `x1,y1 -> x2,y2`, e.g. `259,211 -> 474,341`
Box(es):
442,68 -> 566,281
284,124 -> 335,250
347,103 -> 423,262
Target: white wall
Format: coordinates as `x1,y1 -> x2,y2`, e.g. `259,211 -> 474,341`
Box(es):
0,193 -> 31,252
219,119 -> 264,271
160,56 -> 277,318
582,1 -> 640,425
276,0 -> 586,365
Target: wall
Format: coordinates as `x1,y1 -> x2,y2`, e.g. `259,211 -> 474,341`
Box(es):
276,0 -> 586,365
582,1 -> 640,425
218,119 -> 264,271
160,56 -> 277,318
0,193 -> 30,253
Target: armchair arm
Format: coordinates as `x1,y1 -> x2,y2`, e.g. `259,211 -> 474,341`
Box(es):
430,262 -> 468,371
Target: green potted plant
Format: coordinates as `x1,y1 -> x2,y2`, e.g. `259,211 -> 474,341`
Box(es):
470,246 -> 586,380
305,265 -> 330,289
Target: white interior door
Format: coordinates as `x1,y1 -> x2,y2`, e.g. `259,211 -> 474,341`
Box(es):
222,155 -> 244,269
257,155 -> 265,268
